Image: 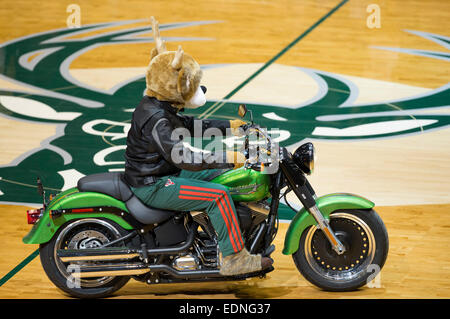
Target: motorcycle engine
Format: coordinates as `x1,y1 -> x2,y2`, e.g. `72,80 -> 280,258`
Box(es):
190,200 -> 270,237
172,254 -> 200,271
188,201 -> 269,266
239,200 -> 270,227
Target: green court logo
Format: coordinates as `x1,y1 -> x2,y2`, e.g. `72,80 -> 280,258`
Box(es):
0,20 -> 448,204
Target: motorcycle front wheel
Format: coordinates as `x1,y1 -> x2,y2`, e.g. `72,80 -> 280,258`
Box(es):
292,209 -> 389,291
39,218 -> 131,298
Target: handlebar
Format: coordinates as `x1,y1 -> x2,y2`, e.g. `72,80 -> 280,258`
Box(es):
239,123 -> 275,170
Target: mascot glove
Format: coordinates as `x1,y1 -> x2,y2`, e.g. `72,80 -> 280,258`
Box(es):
229,119 -> 247,136
226,151 -> 246,169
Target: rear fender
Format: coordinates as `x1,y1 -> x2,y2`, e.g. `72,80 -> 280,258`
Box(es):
282,193 -> 375,255
22,188 -> 133,245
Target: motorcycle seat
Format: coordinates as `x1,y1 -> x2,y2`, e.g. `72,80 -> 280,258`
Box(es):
77,172 -> 175,225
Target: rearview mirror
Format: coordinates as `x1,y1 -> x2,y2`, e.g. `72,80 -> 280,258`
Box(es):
238,104 -> 247,118
37,177 -> 44,196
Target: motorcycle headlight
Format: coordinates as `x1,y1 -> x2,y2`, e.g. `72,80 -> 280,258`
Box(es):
293,142 -> 315,175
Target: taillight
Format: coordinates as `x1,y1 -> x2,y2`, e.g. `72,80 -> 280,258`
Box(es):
27,208 -> 43,224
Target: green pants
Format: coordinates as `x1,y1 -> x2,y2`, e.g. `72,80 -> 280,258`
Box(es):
131,169 -> 244,257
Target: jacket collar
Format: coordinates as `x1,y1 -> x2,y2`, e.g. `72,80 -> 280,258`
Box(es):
147,96 -> 184,114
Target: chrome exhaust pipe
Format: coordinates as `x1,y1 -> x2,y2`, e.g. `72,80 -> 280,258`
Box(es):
58,248 -> 140,263
70,262 -> 149,278
58,223 -> 199,262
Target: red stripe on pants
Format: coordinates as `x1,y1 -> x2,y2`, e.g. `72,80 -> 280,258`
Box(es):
178,194 -> 240,253
179,189 -> 243,251
180,185 -> 244,248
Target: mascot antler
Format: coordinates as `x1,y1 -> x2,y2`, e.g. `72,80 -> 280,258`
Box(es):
171,45 -> 184,70
151,16 -> 167,55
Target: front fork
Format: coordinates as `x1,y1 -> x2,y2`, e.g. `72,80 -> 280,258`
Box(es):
282,166 -> 346,255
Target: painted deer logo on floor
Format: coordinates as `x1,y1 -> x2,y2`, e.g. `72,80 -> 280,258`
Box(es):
0,20 -> 448,204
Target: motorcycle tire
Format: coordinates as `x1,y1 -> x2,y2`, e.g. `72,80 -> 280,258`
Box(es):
39,218 -> 131,298
292,209 -> 389,291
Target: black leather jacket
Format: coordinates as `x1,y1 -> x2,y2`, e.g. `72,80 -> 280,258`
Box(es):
124,96 -> 234,187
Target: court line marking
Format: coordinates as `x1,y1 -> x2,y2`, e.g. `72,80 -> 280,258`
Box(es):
1,0 -> 350,288
199,0 -> 349,119
0,249 -> 39,288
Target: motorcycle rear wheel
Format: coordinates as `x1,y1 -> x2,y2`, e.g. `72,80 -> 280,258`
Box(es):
292,209 -> 388,291
39,218 -> 131,298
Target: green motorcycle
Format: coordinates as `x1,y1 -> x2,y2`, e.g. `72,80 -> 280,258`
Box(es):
23,105 -> 388,298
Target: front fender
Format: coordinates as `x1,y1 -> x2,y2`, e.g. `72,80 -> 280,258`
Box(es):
23,188 -> 133,245
282,193 -> 374,255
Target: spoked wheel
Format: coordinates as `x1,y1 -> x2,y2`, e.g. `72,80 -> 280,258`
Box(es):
293,209 -> 388,291
39,219 -> 130,298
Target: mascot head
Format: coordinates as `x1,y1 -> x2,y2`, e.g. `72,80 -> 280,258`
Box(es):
145,17 -> 206,109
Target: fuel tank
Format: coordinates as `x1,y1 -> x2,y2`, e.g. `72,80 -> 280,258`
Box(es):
211,167 -> 271,202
